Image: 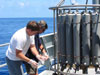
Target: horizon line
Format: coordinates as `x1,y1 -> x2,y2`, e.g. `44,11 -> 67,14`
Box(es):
0,17 -> 53,19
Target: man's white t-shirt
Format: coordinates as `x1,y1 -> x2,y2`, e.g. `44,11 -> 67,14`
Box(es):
6,27 -> 35,61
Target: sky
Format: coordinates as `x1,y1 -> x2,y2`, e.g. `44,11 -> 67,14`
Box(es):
0,0 -> 92,18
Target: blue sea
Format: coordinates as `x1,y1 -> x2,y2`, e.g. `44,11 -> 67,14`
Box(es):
0,17 -> 54,75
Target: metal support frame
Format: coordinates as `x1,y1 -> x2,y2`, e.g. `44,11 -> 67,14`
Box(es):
49,1 -> 100,74
53,9 -> 56,74
49,4 -> 100,10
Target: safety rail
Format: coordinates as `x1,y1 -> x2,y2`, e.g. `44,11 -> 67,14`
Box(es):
0,43 -> 9,47
0,43 -> 9,68
0,63 -> 7,68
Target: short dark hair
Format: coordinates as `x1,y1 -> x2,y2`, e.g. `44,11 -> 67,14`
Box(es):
38,20 -> 48,29
26,21 -> 40,31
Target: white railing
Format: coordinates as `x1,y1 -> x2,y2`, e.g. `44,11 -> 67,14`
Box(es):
0,63 -> 7,68
0,43 -> 9,47
0,43 -> 9,68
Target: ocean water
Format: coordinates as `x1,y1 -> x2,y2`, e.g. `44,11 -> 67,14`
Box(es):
0,17 -> 54,75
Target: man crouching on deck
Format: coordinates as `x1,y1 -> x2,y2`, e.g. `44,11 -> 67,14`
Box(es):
5,21 -> 45,75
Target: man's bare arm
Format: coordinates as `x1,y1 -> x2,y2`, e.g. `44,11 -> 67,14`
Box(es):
30,44 -> 39,56
16,49 -> 30,62
16,49 -> 38,68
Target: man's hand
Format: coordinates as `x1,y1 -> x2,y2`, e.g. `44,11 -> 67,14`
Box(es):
36,54 -> 42,60
43,53 -> 49,60
36,54 -> 46,64
36,54 -> 49,65
36,54 -> 48,61
28,59 -> 38,68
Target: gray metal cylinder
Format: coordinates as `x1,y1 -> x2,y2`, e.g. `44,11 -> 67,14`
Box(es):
91,12 -> 100,66
81,12 -> 90,66
92,0 -> 100,12
58,13 -> 67,64
65,12 -> 74,65
58,14 -> 62,63
73,12 -> 81,65
92,0 -> 99,4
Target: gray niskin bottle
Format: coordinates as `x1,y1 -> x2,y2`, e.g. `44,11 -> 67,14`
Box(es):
81,12 -> 90,66
58,11 -> 67,64
92,12 -> 100,66
73,11 -> 81,65
65,11 -> 74,65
